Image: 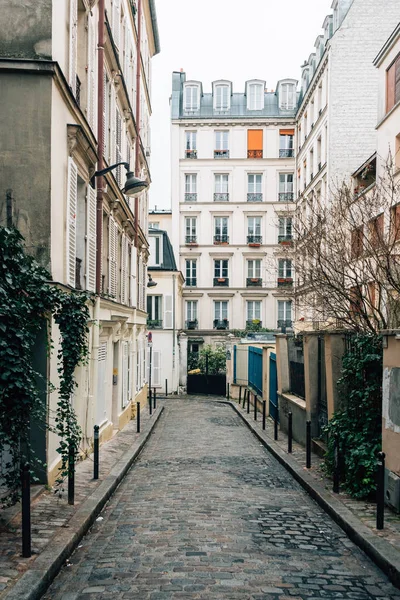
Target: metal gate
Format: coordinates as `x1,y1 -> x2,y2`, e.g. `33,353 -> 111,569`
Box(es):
269,352 -> 279,421
248,346 -> 262,396
187,373 -> 226,395
318,336 -> 328,439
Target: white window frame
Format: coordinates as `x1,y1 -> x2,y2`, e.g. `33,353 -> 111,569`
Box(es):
247,259 -> 261,278
185,216 -> 197,238
147,295 -> 162,321
247,216 -> 261,236
149,234 -> 163,267
278,259 -> 292,278
247,300 -> 261,321
186,300 -> 198,321
214,300 -> 228,321
279,173 -> 294,192
184,84 -> 200,110
280,83 -> 296,110
214,174 -> 229,193
185,131 -> 197,151
214,216 -> 228,237
185,259 -> 197,282
248,173 -> 262,193
278,216 -> 292,238
215,130 -> 229,151
185,173 -> 197,193
214,259 -> 228,278
278,300 -> 292,322
214,85 -> 230,110
247,82 -> 264,110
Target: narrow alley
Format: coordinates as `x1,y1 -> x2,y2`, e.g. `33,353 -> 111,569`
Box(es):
44,399 -> 400,600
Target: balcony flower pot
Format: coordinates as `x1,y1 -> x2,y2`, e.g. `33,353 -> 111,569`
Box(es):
217,278 -> 226,282
250,278 -> 259,282
249,243 -> 261,247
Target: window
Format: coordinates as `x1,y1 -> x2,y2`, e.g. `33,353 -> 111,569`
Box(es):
149,234 -> 162,266
186,300 -> 198,323
247,217 -> 262,245
184,174 -> 197,201
278,300 -> 292,326
280,83 -> 296,110
214,217 -> 229,243
386,54 -> 400,113
185,131 -> 197,158
185,259 -> 197,286
278,259 -> 292,279
214,300 -> 228,322
214,259 -> 228,278
350,286 -> 363,315
214,131 -> 229,158
185,216 -> 197,244
147,295 -> 162,327
247,129 -> 263,159
247,173 -> 263,202
247,259 -> 261,278
247,83 -> 263,110
369,214 -> 384,249
279,173 -> 294,201
278,217 -> 292,243
279,130 -> 294,158
351,226 -> 364,259
184,85 -> 199,110
214,85 -> 230,110
247,301 -> 261,322
214,174 -> 229,201
149,221 -> 159,229
391,204 -> 400,241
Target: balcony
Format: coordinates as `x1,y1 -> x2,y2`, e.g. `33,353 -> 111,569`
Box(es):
185,235 -> 198,245
147,319 -> 163,329
278,234 -> 293,245
246,320 -> 262,329
185,278 -> 197,287
279,149 -> 294,158
277,277 -> 293,288
247,235 -> 262,246
185,149 -> 197,159
277,319 -> 292,330
213,234 -> 229,244
185,319 -> 198,330
213,193 -> 229,202
246,277 -> 262,287
247,193 -> 263,202
278,192 -> 294,202
247,149 -> 263,159
184,193 -> 197,202
214,149 -> 229,159
213,319 -> 229,330
213,277 -> 229,287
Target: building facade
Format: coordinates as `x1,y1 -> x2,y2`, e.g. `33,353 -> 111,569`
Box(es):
0,0 -> 159,484
170,73 -> 298,355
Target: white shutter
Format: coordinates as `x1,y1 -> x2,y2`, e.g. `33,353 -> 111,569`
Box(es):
128,341 -> 133,401
115,107 -> 122,184
87,14 -> 97,133
110,92 -> 116,164
66,157 -> 78,287
96,342 -> 107,425
113,0 -> 121,49
164,295 -> 173,329
68,0 -> 78,92
124,19 -> 130,80
138,254 -> 143,310
130,244 -> 137,307
153,350 -> 161,386
122,341 -> 129,408
86,184 -> 97,292
109,216 -> 117,297
121,233 -> 129,304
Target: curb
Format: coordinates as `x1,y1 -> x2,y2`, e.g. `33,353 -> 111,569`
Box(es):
3,407 -> 164,600
225,400 -> 400,589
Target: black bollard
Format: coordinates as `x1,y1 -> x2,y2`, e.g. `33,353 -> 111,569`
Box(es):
247,391 -> 250,414
243,389 -> 247,408
149,389 -> 152,415
165,378 -> 168,397
262,400 -> 266,430
288,411 -> 293,453
274,416 -> 278,441
306,421 -> 311,469
136,401 -> 141,433
153,388 -> 156,410
333,434 -> 340,494
68,444 -> 75,506
239,387 -> 242,405
227,383 -> 230,400
376,451 -> 386,530
93,425 -> 99,480
21,463 -> 31,558
254,395 -> 257,421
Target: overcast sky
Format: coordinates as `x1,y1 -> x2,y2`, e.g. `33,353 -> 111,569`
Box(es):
149,0 -> 332,209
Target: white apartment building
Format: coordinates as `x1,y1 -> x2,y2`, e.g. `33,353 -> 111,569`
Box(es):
0,0 -> 159,484
171,73 -> 298,352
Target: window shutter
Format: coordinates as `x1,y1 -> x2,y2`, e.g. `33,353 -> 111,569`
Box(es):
138,254 -> 143,310
153,350 -> 161,386
96,342 -> 107,425
86,184 -> 97,291
164,295 -> 173,329
130,244 -> 137,306
128,341 -> 133,401
124,20 -> 130,81
69,0 -> 78,92
108,216 -> 117,297
66,157 -> 78,287
87,14 -> 97,134
113,0 -> 121,49
110,92 -> 116,164
103,70 -> 109,160
115,107 -> 122,184
122,341 -> 129,408
121,233 -> 128,304
247,129 -> 263,151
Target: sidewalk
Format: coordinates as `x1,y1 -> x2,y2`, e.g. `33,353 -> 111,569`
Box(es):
0,403 -> 163,600
222,394 -> 400,587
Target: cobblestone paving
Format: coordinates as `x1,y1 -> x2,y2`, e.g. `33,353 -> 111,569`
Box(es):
44,399 -> 400,599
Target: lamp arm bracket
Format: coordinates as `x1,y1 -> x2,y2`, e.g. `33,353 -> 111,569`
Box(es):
94,162 -> 130,178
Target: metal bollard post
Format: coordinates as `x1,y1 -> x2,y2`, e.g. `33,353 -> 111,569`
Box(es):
153,388 -> 156,410
136,402 -> 141,433
68,444 -> 75,506
149,389 -> 152,415
165,378 -> 168,397
333,434 -> 340,494
21,463 -> 31,558
227,383 -> 230,400
306,421 -> 311,469
254,395 -> 257,421
93,425 -> 99,480
288,411 -> 293,453
262,400 -> 266,430
274,416 -> 278,441
243,389 -> 247,408
239,387 -> 242,405
247,391 -> 250,414
376,451 -> 386,530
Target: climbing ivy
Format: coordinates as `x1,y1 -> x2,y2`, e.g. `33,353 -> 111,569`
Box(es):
324,334 -> 383,499
0,227 -> 92,505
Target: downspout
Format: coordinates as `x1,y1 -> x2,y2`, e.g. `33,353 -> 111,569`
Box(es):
172,273 -> 176,390
134,0 -> 142,250
96,0 -> 105,295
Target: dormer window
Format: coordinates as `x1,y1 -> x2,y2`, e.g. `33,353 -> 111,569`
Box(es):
214,85 -> 230,110
184,84 -> 200,111
247,81 -> 264,110
280,83 -> 296,110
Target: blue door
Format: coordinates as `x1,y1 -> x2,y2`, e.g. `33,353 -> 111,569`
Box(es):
269,352 -> 279,421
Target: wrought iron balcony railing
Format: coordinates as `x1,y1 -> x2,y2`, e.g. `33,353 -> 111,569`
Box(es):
277,277 -> 293,287
185,278 -> 197,287
147,319 -> 163,329
213,319 -> 229,329
247,149 -> 263,159
213,234 -> 229,244
279,149 -> 294,158
277,319 -> 293,330
185,320 -> 198,330
278,234 -> 293,244
185,235 -> 197,245
184,193 -> 197,202
213,277 -> 229,287
247,235 -> 262,245
246,277 -> 262,287
246,320 -> 262,328
247,193 -> 263,202
213,193 -> 229,202
214,149 -> 229,159
185,149 -> 197,159
278,192 -> 294,202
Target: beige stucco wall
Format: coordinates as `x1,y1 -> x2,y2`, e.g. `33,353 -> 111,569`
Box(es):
382,333 -> 400,476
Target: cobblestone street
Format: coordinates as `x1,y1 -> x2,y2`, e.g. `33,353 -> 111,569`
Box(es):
44,399 -> 400,599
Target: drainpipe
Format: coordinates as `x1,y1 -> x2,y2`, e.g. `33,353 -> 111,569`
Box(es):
96,0 -> 105,295
172,273 -> 176,390
134,0 -> 142,250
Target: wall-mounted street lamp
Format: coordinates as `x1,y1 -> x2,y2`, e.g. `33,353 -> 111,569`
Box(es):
92,162 -> 148,196
147,274 -> 157,288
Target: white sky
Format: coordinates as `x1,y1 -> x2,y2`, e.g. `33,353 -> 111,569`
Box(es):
149,0 -> 333,209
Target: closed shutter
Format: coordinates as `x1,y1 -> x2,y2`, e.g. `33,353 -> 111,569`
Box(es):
109,216 -> 118,297
395,56 -> 400,106
86,184 -> 97,291
128,341 -> 133,401
113,0 -> 121,49
96,342 -> 107,425
115,107 -> 122,185
164,295 -> 173,329
104,70 -> 109,161
110,92 -> 116,164
153,350 -> 161,386
130,244 -> 137,306
122,341 -> 129,408
87,14 -> 97,133
66,157 -> 78,287
121,233 -> 129,304
124,19 -> 130,80
68,0 -> 78,92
